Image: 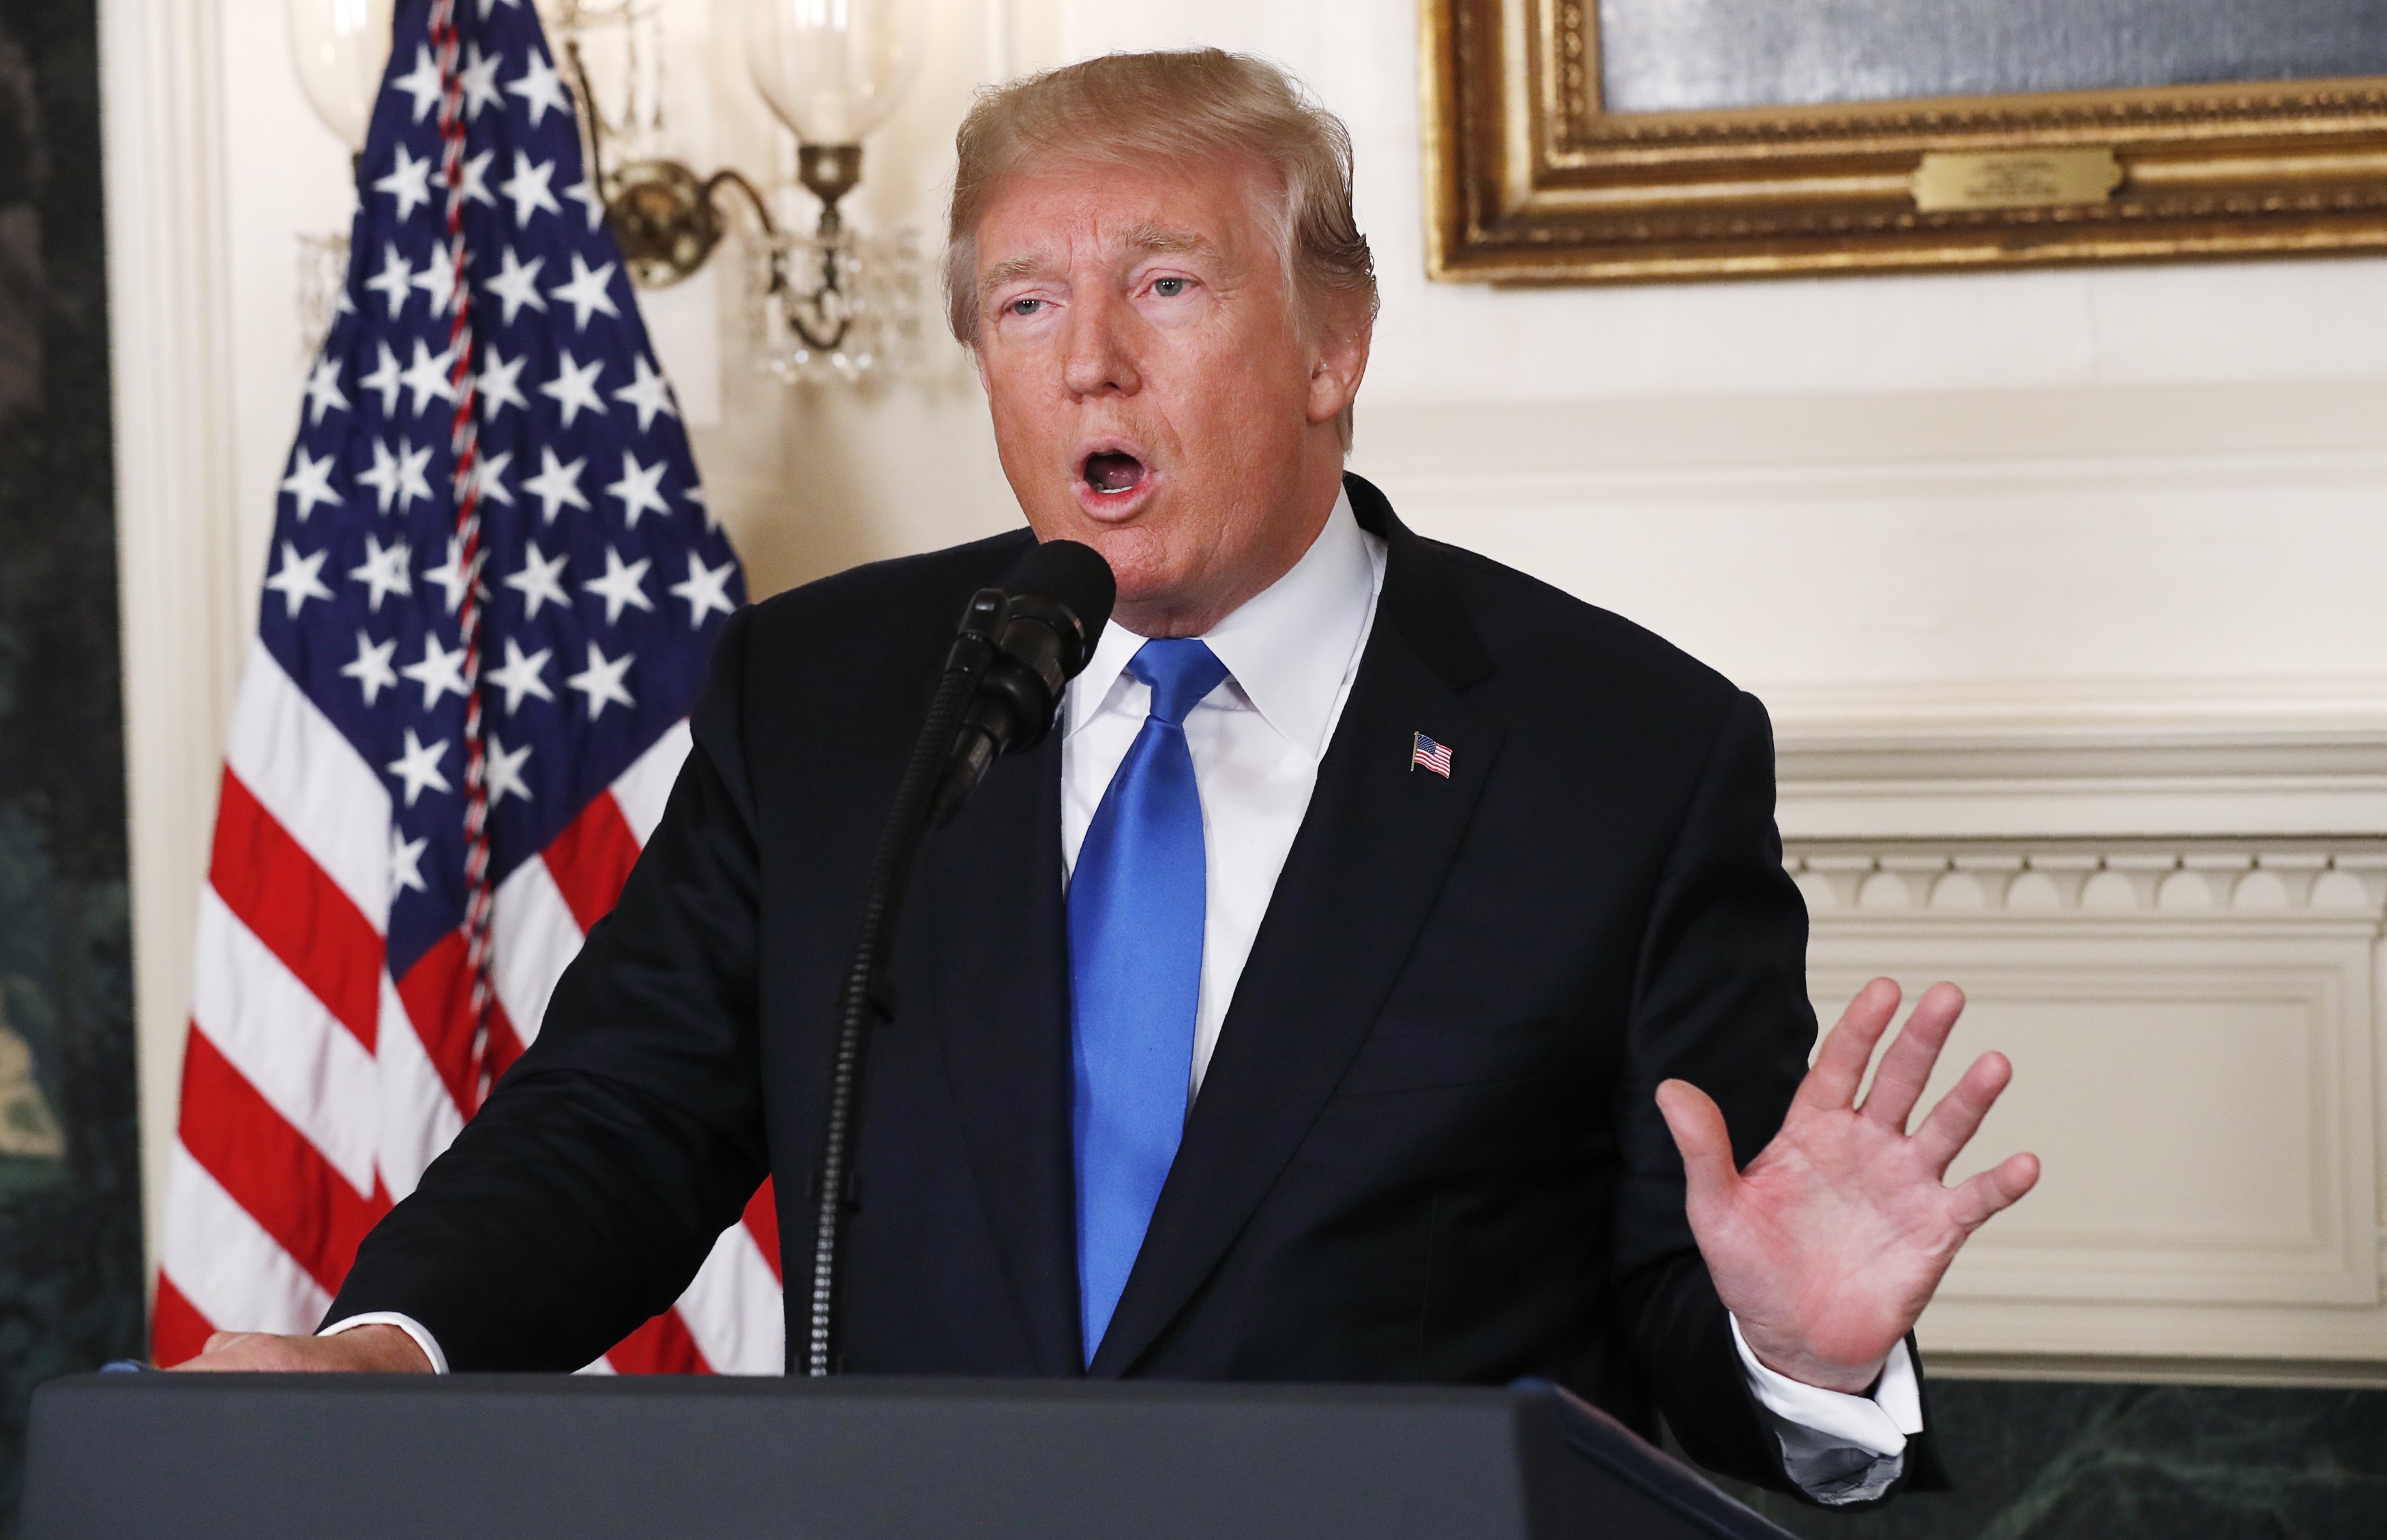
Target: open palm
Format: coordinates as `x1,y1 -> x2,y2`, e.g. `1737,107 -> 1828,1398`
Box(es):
1655,978 -> 2040,1394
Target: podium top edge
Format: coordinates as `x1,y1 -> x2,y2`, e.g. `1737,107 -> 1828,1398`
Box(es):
34,1372 -> 1548,1409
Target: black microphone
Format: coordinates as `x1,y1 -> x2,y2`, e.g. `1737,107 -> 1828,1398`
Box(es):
932,539 -> 1114,825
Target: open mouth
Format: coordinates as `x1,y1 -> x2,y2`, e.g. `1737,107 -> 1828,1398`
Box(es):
1082,451 -> 1147,496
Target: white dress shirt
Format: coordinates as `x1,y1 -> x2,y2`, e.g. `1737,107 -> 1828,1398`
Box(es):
333,489 -> 1924,1504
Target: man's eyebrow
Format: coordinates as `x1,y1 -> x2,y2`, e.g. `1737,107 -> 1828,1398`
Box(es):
1118,222 -> 1213,258
978,253 -> 1052,295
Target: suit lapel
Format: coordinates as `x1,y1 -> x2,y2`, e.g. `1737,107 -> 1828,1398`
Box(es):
916,726 -> 1083,1376
1088,477 -> 1504,1377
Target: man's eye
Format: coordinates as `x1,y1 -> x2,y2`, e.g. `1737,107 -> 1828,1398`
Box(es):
1152,278 -> 1187,297
1008,297 -> 1043,316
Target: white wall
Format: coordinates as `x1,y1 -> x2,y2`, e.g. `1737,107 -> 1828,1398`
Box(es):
104,0 -> 2387,1372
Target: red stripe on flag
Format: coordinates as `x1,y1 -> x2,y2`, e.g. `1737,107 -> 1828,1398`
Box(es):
396,930 -> 529,1114
606,1307 -> 712,1375
151,1272 -> 218,1368
209,770 -> 382,1050
743,1179 -> 782,1284
542,790 -> 642,932
483,996 -> 526,1087
177,1029 -> 389,1298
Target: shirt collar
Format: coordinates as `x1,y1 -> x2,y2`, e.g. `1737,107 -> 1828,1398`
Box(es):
1063,486 -> 1376,762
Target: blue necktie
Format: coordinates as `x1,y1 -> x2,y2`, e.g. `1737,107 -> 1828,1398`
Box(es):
1069,638 -> 1230,1362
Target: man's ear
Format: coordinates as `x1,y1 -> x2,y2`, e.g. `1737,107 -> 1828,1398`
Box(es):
969,338 -> 992,396
1305,300 -> 1372,429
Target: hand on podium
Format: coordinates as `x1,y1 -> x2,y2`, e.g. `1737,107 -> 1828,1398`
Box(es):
1657,978 -> 2040,1396
170,1324 -> 432,1374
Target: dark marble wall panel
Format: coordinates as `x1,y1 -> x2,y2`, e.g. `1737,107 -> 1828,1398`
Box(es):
0,0 -> 143,1532
1713,1379 -> 2387,1539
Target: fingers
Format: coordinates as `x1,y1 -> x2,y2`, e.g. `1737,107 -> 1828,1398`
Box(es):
1913,1049 -> 2014,1176
1655,1079 -> 1742,1218
1860,982 -> 1966,1132
1951,1151 -> 2041,1231
1793,977 -> 1901,1112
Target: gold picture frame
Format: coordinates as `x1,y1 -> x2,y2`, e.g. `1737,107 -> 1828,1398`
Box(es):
1421,0 -> 2387,284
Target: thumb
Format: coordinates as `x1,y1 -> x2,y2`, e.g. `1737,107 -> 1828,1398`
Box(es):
1655,1078 -> 1742,1217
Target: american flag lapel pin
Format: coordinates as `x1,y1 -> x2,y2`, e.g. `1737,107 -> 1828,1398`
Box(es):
1410,732 -> 1453,778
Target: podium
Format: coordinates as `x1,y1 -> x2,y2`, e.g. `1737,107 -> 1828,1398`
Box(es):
25,1373 -> 1796,1539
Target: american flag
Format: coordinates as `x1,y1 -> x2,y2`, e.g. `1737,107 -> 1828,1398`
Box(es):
154,0 -> 782,1374
1410,732 -> 1453,778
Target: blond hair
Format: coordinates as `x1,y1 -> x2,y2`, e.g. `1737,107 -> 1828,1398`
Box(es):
945,50 -> 1378,447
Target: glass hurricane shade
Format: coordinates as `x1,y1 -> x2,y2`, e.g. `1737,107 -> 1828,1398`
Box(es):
290,0 -> 396,154
742,0 -> 925,146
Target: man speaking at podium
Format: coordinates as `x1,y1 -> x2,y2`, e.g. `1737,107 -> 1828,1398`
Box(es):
182,50 -> 2039,1510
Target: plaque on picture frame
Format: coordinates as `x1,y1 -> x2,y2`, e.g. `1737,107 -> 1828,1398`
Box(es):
1421,0 -> 2387,284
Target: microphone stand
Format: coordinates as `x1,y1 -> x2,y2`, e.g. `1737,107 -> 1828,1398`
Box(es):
805,589 -> 1006,1377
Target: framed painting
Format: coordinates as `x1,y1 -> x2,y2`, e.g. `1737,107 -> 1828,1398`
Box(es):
1421,0 -> 2387,282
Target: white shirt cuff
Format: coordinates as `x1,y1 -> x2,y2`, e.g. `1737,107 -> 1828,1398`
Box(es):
1728,1314 -> 1922,1505
320,1311 -> 450,1374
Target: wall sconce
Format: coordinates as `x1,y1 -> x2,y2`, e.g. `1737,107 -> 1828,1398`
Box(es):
288,0 -> 394,354
561,0 -> 929,384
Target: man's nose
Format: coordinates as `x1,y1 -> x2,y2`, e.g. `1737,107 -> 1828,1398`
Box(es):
1061,292 -> 1141,398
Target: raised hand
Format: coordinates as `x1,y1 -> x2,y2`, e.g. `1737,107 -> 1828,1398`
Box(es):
1655,978 -> 2039,1395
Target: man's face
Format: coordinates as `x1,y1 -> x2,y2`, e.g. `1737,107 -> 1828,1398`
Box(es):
970,153 -> 1367,636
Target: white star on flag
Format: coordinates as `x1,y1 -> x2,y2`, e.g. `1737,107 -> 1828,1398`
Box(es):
486,635 -> 557,711
401,632 -> 472,709
458,149 -> 496,209
460,42 -> 506,119
389,828 -> 429,896
391,45 -> 444,121
280,447 -> 342,520
473,448 -> 515,507
567,640 -> 636,718
263,542 -> 333,617
504,540 -> 571,617
606,451 -> 670,527
485,732 -> 535,805
341,630 -> 400,707
423,533 -> 483,614
413,250 -> 460,317
506,49 -> 572,126
401,340 -> 458,415
365,244 -> 416,319
612,355 -> 679,432
349,533 -> 413,611
539,350 -> 606,426
375,142 -> 438,221
486,248 -> 547,323
549,254 -> 622,330
478,344 -> 530,419
583,546 -> 655,625
386,728 -> 452,808
499,151 -> 561,224
303,357 -> 349,425
360,342 -> 404,415
566,175 -> 606,231
522,448 -> 591,522
669,552 -> 738,628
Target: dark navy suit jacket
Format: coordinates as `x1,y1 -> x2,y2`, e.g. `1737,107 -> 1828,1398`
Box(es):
331,474 -> 1944,1499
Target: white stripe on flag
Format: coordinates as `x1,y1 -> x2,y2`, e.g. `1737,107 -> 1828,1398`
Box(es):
191,887 -> 380,1196
223,640 -> 394,933
492,853 -> 585,1050
610,717 -> 692,846
374,975 -> 464,1201
161,1141 -> 331,1335
674,1219 -> 786,1375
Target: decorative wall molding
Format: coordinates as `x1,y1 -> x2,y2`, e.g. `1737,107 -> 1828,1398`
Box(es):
1793,828 -> 2386,1363
1789,838 -> 2387,919
100,0 -> 245,1275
